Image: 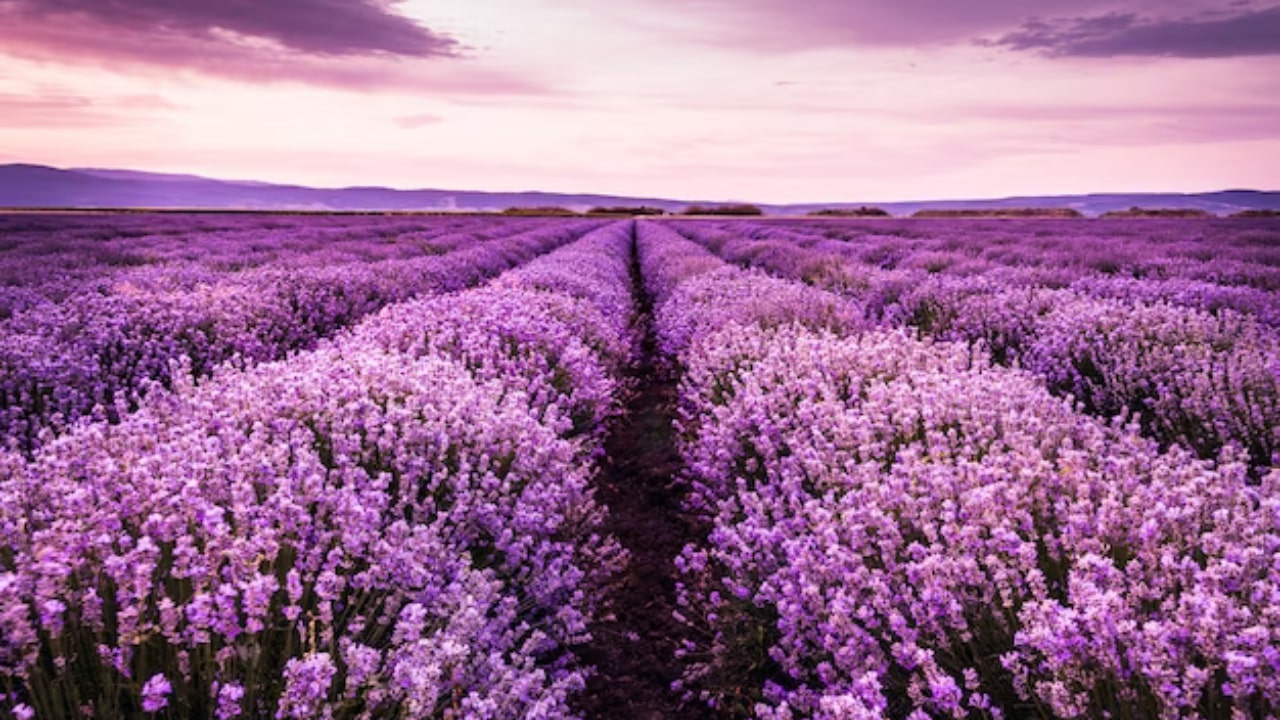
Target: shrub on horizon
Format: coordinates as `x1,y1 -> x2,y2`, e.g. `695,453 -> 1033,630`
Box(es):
679,204 -> 765,217
806,207 -> 891,217
1101,207 -> 1215,218
586,206 -> 667,216
501,206 -> 581,217
911,208 -> 1084,218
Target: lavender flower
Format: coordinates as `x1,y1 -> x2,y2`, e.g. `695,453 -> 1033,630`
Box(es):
276,654 -> 336,719
141,673 -> 172,713
215,682 -> 245,719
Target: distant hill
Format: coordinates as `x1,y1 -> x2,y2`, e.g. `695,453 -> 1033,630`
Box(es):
1,164 -> 1278,217
863,191 -> 1280,218
0,164 -> 701,214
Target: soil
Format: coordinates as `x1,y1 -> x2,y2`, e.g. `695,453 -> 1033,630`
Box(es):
574,227 -> 716,720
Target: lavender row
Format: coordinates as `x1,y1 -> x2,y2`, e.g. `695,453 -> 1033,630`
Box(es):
681,217 -> 1280,292
674,222 -> 1280,469
0,219 -> 604,454
636,224 -> 863,362
0,221 -> 638,719
0,214 -> 591,334
637,222 -> 1280,719
0,213 -> 535,312
679,219 -> 1280,328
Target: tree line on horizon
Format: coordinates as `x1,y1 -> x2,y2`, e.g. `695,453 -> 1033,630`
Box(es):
497,204 -> 1273,218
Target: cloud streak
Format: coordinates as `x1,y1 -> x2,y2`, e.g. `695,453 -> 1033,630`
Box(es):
0,0 -> 544,92
988,5 -> 1280,57
631,0 -> 1116,50
0,90 -> 177,127
395,113 -> 445,129
0,0 -> 457,57
615,0 -> 1276,58
0,93 -> 105,127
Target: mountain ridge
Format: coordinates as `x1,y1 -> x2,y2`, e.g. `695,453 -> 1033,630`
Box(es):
2,164 -> 1278,217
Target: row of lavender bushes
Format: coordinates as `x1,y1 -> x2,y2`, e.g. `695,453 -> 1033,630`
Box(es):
671,219 -> 1280,327
670,221 -> 1280,471
709,218 -> 1280,293
0,221 -> 638,719
636,221 -> 1279,720
0,214 -> 539,316
0,218 -> 605,454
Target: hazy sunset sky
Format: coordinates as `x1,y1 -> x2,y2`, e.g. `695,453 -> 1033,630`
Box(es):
1,0 -> 1278,202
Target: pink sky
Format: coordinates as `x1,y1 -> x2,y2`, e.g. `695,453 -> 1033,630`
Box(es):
1,0 -> 1277,203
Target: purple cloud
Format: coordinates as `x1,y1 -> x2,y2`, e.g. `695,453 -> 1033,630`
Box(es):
0,0 -> 543,92
638,0 -> 1116,49
628,0 -> 1277,57
0,0 -> 457,58
987,5 -> 1280,57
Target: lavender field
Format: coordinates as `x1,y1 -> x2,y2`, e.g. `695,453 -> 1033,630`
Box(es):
1,213 -> 1278,720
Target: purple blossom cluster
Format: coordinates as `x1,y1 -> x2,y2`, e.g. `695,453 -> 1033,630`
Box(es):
1021,296 -> 1278,467
0,215 -> 604,453
1068,276 -> 1280,330
0,214 -> 545,315
638,220 -> 1280,719
636,223 -> 863,362
0,221 -> 637,718
670,219 -> 1280,469
685,217 -> 1280,292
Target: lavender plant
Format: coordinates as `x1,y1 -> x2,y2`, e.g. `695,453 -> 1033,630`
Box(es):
672,219 -> 1280,470
0,217 -> 604,454
0,221 -> 638,719
639,219 -> 1279,720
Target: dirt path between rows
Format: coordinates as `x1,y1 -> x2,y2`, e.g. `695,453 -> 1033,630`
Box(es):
574,227 -> 714,720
